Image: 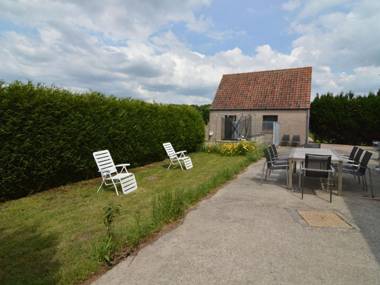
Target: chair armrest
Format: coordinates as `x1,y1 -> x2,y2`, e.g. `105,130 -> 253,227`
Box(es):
300,167 -> 335,173
343,163 -> 359,169
115,164 -> 130,174
115,163 -> 130,167
274,158 -> 288,163
274,164 -> 289,167
176,150 -> 187,158
277,155 -> 289,160
269,157 -> 287,163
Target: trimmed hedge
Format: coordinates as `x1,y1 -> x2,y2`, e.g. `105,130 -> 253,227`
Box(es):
310,91 -> 380,145
0,81 -> 204,200
191,104 -> 210,124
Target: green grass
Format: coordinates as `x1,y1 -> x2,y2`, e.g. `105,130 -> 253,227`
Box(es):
0,152 -> 260,285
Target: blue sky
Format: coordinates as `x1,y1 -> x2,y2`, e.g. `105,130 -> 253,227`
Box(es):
0,0 -> 379,104
172,0 -> 294,55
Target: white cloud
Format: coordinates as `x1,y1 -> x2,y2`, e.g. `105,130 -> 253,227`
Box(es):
0,0 -> 212,40
298,0 -> 350,18
282,0 -> 302,11
286,0 -> 380,94
0,0 -> 379,105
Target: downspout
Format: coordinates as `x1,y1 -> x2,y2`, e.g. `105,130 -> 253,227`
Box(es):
306,109 -> 310,144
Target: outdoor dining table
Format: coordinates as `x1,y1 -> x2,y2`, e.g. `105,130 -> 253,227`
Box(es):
287,147 -> 344,195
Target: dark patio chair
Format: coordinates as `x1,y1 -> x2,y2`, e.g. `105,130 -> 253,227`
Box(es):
270,144 -> 289,161
304,143 -> 321,148
343,151 -> 374,197
291,135 -> 301,146
281,134 -> 290,146
262,147 -> 288,184
340,146 -> 358,161
298,154 -> 335,202
347,147 -> 363,165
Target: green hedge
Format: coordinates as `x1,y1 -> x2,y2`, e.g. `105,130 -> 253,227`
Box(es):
310,91 -> 380,145
0,81 -> 205,200
191,104 -> 210,124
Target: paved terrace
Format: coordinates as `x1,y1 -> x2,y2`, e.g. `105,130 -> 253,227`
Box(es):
93,145 -> 380,285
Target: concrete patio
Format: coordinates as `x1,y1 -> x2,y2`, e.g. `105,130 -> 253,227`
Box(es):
93,145 -> 380,285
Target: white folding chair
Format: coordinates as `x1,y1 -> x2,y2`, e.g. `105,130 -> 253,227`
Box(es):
93,150 -> 137,195
162,142 -> 193,170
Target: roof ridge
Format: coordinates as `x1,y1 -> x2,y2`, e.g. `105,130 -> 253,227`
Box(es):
222,66 -> 312,77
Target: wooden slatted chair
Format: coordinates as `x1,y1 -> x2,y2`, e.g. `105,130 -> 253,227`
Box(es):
163,142 -> 193,170
93,150 -> 137,195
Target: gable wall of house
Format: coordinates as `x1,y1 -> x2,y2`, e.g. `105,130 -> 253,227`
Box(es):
208,109 -> 309,144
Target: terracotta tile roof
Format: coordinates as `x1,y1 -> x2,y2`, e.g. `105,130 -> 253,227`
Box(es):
211,67 -> 312,110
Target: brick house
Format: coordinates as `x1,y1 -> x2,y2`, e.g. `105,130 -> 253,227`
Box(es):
208,67 -> 312,145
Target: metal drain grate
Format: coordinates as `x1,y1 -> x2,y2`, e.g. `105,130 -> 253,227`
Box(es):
298,210 -> 352,228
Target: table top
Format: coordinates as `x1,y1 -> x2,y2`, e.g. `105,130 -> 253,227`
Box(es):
288,147 -> 343,163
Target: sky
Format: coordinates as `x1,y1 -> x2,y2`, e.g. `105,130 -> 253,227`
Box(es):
0,0 -> 379,104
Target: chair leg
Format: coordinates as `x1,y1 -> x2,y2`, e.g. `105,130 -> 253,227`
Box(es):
299,173 -> 303,199
359,174 -> 365,192
330,187 -> 332,203
368,168 -> 375,198
112,181 -> 119,196
327,174 -> 330,193
265,168 -> 269,180
178,159 -> 184,171
97,180 -> 104,193
286,168 -> 289,186
298,172 -> 301,195
362,175 -> 367,192
261,163 -> 266,183
328,174 -> 332,203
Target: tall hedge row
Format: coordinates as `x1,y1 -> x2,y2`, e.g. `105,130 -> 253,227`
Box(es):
310,91 -> 380,145
0,81 -> 205,200
191,104 -> 210,124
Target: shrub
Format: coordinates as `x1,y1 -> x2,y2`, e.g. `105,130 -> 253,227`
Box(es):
95,203 -> 120,266
0,81 -> 204,200
310,91 -> 380,145
191,104 -> 210,124
202,141 -> 257,156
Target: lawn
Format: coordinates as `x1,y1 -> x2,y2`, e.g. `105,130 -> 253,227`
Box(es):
0,152 -> 259,285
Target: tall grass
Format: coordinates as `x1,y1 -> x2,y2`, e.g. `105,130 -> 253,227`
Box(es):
0,152 -> 263,284
115,149 -> 262,257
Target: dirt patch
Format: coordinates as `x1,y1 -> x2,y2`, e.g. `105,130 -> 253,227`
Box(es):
146,175 -> 159,181
298,210 -> 352,229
